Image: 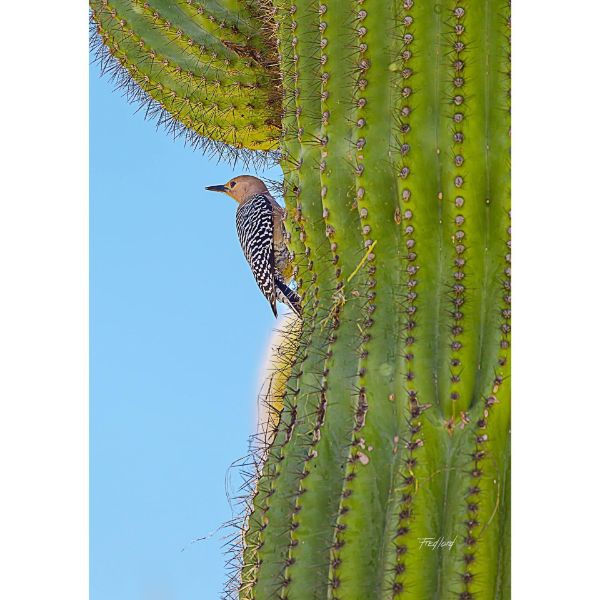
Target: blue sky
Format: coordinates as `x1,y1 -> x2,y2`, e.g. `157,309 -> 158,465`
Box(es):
90,61 -> 281,599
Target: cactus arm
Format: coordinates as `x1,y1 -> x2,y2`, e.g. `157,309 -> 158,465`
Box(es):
90,0 -> 281,152
93,5 -> 273,135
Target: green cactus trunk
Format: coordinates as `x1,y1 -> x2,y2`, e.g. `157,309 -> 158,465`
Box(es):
242,1 -> 510,598
92,1 -> 510,598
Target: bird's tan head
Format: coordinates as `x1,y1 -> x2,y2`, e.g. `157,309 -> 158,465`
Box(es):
206,175 -> 268,204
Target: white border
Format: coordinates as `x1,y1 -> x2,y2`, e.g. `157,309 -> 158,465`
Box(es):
513,2 -> 600,597
0,2 -> 599,598
0,5 -> 88,599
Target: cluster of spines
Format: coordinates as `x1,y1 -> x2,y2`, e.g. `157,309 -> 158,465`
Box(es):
282,373 -> 328,592
329,381 -> 370,598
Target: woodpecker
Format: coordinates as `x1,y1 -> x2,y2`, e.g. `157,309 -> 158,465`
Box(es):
206,175 -> 301,318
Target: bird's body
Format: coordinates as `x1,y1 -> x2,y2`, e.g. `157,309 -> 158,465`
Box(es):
206,175 -> 301,318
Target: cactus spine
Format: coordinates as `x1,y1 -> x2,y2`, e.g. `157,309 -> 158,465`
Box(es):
92,0 -> 511,598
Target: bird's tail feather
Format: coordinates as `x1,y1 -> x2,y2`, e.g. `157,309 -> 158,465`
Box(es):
275,278 -> 302,318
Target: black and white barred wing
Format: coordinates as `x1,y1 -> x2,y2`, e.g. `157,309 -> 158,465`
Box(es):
235,193 -> 277,316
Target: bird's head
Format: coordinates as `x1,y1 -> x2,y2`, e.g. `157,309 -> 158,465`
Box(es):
205,175 -> 268,204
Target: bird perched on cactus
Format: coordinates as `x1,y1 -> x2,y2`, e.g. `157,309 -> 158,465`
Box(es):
206,175 -> 301,318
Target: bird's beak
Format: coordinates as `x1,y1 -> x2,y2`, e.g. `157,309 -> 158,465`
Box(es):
205,184 -> 228,193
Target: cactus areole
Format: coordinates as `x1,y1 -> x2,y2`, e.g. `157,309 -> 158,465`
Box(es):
92,0 -> 510,598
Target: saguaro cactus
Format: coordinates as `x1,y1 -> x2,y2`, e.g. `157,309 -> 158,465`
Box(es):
92,1 -> 510,598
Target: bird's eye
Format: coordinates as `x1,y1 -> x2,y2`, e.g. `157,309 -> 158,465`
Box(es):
229,181 -> 236,188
